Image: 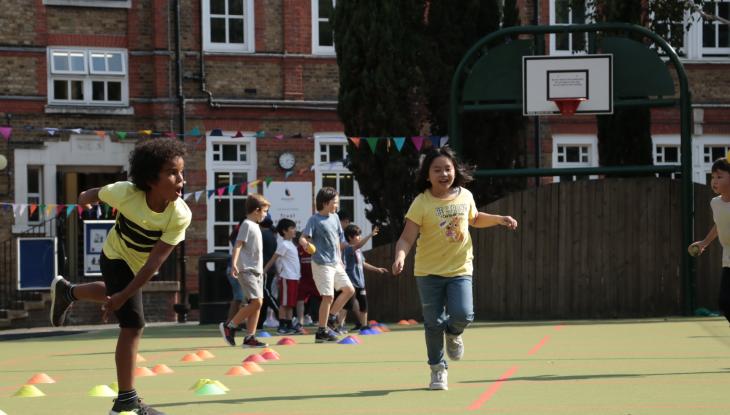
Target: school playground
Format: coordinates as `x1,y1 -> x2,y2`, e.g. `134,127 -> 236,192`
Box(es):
1,318 -> 729,415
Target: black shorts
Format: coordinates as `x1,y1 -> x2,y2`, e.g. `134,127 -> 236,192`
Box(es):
345,288 -> 368,313
101,252 -> 145,329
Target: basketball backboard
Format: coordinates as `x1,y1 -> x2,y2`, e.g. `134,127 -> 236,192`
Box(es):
523,54 -> 613,116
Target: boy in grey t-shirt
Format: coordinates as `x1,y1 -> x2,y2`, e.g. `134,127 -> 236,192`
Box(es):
299,187 -> 355,342
220,194 -> 270,348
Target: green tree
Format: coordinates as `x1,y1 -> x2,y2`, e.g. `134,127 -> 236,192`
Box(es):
332,0 -> 426,238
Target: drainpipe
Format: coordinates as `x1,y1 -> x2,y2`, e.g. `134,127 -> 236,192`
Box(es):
174,0 -> 188,323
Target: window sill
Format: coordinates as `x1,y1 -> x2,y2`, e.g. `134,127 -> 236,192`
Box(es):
43,0 -> 131,8
45,105 -> 134,115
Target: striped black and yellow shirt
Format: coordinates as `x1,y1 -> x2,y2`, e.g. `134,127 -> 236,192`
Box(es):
99,181 -> 192,274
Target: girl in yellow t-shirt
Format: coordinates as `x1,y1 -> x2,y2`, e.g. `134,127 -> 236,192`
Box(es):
392,145 -> 518,391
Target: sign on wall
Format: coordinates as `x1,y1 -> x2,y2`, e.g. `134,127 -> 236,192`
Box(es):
84,220 -> 115,276
263,182 -> 313,230
17,238 -> 57,290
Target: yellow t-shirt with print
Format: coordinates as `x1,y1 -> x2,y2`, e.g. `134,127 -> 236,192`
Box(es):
405,187 -> 478,277
99,181 -> 192,274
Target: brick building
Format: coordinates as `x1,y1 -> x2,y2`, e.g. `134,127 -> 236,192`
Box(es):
0,0 -> 728,327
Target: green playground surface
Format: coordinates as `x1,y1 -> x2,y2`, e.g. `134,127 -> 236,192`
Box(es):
1,318 -> 730,415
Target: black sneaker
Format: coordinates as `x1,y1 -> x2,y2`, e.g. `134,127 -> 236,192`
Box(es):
277,324 -> 290,335
50,275 -> 73,327
219,322 -> 236,346
327,314 -> 338,331
242,336 -> 268,348
110,397 -> 166,415
315,328 -> 340,343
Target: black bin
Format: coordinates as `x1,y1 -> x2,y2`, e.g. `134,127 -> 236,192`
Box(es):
198,252 -> 232,324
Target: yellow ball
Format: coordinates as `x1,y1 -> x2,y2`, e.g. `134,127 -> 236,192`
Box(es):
305,243 -> 317,255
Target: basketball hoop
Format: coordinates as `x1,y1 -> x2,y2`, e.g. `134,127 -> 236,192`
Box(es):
550,98 -> 587,116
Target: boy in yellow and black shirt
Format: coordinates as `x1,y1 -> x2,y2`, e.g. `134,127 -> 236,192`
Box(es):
50,138 -> 190,415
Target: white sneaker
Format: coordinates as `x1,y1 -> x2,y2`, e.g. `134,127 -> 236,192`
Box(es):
445,332 -> 464,361
429,363 -> 448,390
303,315 -> 313,326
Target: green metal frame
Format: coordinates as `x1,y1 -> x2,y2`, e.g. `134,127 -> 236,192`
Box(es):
449,23 -> 694,314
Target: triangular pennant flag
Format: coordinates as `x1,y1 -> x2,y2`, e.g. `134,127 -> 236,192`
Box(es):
140,130 -> 152,136
116,131 -> 127,140
228,184 -> 236,195
56,205 -> 65,216
216,187 -> 225,197
66,205 -> 75,217
274,134 -> 284,140
95,130 -> 106,139
233,131 -> 243,138
77,205 -> 84,217
104,204 -> 111,217
365,137 -> 379,153
29,204 -> 38,217
393,137 -> 406,152
249,180 -> 260,190
210,128 -> 223,136
112,207 -> 117,217
45,127 -> 59,136
188,127 -> 201,137
297,167 -> 307,176
70,128 -> 82,134
207,190 -> 216,199
164,131 -> 175,138
411,136 -> 424,151
440,136 -> 449,147
284,171 -> 294,180
194,191 -> 203,202
0,126 -> 12,141
96,204 -> 102,218
349,137 -> 361,148
239,182 -> 248,194
310,164 -> 315,171
255,130 -> 265,138
429,135 -> 441,148
264,177 -> 273,186
19,204 -> 27,216
44,204 -> 52,217
183,192 -> 192,200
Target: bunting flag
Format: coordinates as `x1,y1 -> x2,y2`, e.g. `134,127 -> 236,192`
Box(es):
207,190 -> 215,199
233,131 -> 243,138
194,191 -> 203,202
365,137 -> 378,153
0,126 -> 11,141
216,187 -> 225,197
45,127 -> 59,136
411,136 -> 425,151
66,205 -> 75,217
95,130 -> 106,139
188,127 -> 201,137
264,177 -> 273,186
255,130 -> 265,138
393,137 -> 405,151
284,170 -> 294,180
210,129 -> 223,136
429,135 -> 441,148
239,182 -> 247,194
274,134 -> 284,140
349,137 -> 361,148
29,204 -> 38,217
440,136 -> 449,147
116,131 -> 127,140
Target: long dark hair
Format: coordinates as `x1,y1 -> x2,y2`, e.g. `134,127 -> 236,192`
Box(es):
415,145 -> 474,194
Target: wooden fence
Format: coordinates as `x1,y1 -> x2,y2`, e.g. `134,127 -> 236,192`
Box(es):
363,178 -> 721,321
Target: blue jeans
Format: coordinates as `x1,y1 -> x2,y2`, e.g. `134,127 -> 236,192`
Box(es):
415,275 -> 474,366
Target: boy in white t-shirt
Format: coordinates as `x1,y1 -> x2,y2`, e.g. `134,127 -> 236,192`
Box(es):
690,157 -> 730,324
264,218 -> 301,334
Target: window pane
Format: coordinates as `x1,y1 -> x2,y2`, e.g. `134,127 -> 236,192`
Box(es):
571,1 -> 585,23
91,54 -> 106,72
339,199 -> 353,220
720,2 -> 729,19
330,145 -> 344,162
71,80 -> 84,100
210,0 -> 225,14
54,80 -> 68,99
720,23 -> 729,48
319,22 -> 333,46
323,174 -> 337,189
319,0 -> 333,18
211,17 -> 226,43
556,33 -> 569,50
555,0 -> 569,23
222,144 -> 237,161
70,53 -> 84,72
229,18 -> 244,44
108,53 -> 123,72
53,53 -> 68,71
339,173 -> 353,196
214,225 -> 229,247
703,21 -> 716,47
229,0 -> 244,15
232,172 -> 248,187
233,198 -> 246,220
664,147 -> 679,163
28,168 -> 39,193
320,144 -> 327,162
215,172 -> 231,188
565,146 -> 580,162
572,33 -> 586,52
107,82 -> 122,101
92,81 -> 105,101
215,198 -> 230,221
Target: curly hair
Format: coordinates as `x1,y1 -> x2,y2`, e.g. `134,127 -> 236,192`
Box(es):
415,145 -> 474,194
129,138 -> 186,191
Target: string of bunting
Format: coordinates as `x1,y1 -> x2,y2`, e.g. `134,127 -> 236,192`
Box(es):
0,125 -> 449,154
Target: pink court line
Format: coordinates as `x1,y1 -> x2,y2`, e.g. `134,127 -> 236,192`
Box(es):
468,365 -> 519,411
528,335 -> 551,355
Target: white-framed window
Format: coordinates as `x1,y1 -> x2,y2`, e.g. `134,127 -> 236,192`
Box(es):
202,0 -> 255,53
652,135 -> 681,179
549,0 -> 589,55
312,0 -> 336,55
314,133 -> 372,250
693,135 -> 730,184
47,48 -> 128,106
701,0 -> 730,56
551,135 -> 599,182
650,10 -> 689,58
27,166 -> 43,224
206,133 -> 257,253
